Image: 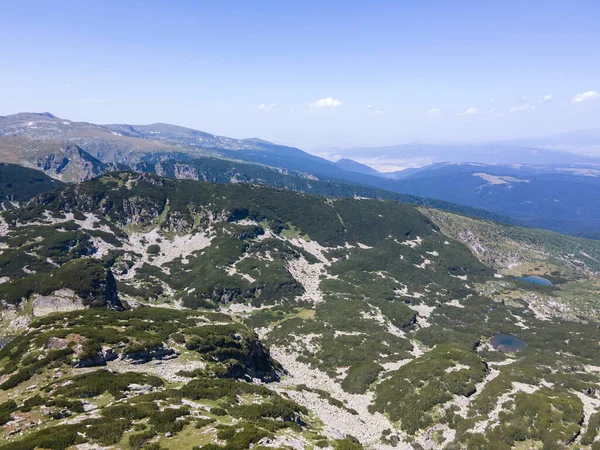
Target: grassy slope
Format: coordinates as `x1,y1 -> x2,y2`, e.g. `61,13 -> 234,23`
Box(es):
422,207 -> 600,320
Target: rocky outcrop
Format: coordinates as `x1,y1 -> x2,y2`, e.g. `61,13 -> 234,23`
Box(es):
74,353 -> 108,368
101,269 -> 122,310
124,344 -> 178,365
31,289 -> 85,317
73,347 -> 119,368
121,196 -> 164,225
213,336 -> 281,382
242,338 -> 281,382
0,135 -> 107,182
174,164 -> 199,180
36,153 -> 69,174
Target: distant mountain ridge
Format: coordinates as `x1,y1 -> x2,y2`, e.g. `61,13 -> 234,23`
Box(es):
3,112 -> 600,238
386,162 -> 600,238
0,135 -> 109,182
501,129 -> 600,152
334,158 -> 381,176
328,140 -> 600,171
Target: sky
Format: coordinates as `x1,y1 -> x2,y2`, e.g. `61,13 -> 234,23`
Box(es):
1,0 -> 599,151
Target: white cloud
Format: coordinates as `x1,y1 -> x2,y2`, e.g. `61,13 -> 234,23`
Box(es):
572,90 -> 599,103
509,104 -> 536,113
65,83 -> 72,88
311,97 -> 342,108
489,98 -> 494,103
459,107 -> 478,116
426,108 -> 442,117
257,103 -> 277,112
351,155 -> 434,172
366,104 -> 384,115
488,108 -> 496,113
542,94 -> 552,102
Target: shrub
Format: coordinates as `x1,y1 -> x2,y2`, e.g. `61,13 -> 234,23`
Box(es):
334,437 -> 364,450
0,400 -> 17,425
55,370 -> 163,399
85,418 -> 131,445
170,332 -> 186,344
147,244 -> 161,255
0,423 -> 83,450
148,407 -> 190,433
582,412 -> 600,445
102,402 -> 158,420
341,362 -> 383,394
228,396 -> 306,421
21,395 -> 44,412
129,427 -> 157,450
217,426 -> 236,439
210,407 -> 227,416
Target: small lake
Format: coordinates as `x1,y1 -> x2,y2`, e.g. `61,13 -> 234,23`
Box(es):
490,333 -> 527,352
517,275 -> 553,286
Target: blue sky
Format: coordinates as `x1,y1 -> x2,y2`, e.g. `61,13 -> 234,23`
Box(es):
1,0 -> 599,150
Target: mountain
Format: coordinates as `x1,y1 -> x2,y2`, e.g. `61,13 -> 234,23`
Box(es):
0,163 -> 65,207
329,141 -> 600,171
387,162 -> 600,238
0,113 -> 395,188
4,112 -> 600,240
1,172 -> 599,449
104,122 -> 280,152
0,113 -> 338,175
334,158 -> 381,176
0,135 -> 108,182
0,113 -> 512,226
503,129 -> 600,153
0,112 -> 181,163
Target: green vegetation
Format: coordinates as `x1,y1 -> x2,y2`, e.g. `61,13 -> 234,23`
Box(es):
582,412 -> 600,445
341,362 -> 384,394
2,171 -> 600,449
0,163 -> 64,206
372,344 -> 487,434
0,400 -> 16,426
465,389 -> 584,449
0,309 -> 313,450
0,258 -> 120,308
55,370 -> 163,398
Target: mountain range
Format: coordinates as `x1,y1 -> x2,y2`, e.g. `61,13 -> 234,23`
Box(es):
328,130 -> 600,171
2,112 -> 600,239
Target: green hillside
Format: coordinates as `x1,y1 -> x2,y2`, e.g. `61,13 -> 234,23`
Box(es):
0,172 -> 599,449
0,164 -> 64,207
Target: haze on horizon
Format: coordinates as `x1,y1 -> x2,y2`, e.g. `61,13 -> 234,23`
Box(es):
1,0 -> 599,151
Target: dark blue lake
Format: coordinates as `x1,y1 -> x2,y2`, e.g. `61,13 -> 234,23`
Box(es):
517,275 -> 553,286
490,333 -> 527,352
